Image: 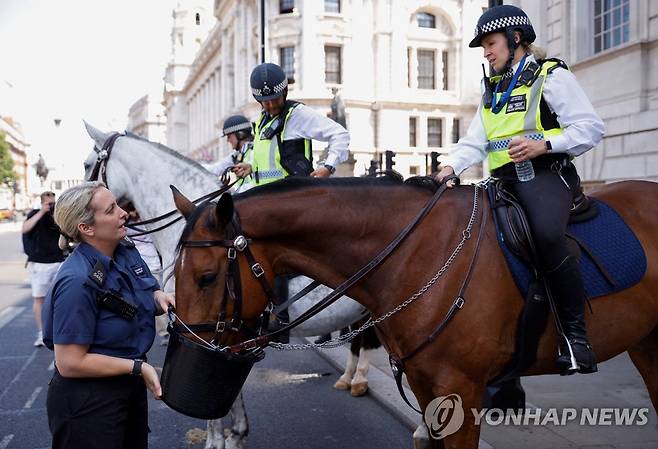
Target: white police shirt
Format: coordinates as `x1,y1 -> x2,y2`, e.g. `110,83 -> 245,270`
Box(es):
283,103 -> 350,169
439,54 -> 605,176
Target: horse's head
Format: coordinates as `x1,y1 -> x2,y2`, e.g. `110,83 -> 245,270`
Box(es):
83,121 -> 114,181
171,186 -> 273,349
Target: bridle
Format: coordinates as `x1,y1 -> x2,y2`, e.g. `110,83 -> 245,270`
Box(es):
175,177 -> 471,355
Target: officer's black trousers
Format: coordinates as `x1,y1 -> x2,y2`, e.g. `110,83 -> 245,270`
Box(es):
47,371 -> 148,449
505,161 -> 580,271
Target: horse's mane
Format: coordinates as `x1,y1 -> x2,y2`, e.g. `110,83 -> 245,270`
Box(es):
124,131 -> 213,175
234,174 -> 439,200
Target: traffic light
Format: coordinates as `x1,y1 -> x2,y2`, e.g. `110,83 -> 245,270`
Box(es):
385,150 -> 396,170
430,151 -> 440,174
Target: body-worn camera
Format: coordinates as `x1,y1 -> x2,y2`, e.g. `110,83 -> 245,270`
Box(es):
97,290 -> 138,320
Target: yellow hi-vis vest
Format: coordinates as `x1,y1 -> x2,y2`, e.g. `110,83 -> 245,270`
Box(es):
241,103 -> 311,189
482,60 -> 566,172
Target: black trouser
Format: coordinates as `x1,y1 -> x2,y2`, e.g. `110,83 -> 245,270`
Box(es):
501,157 -> 580,271
47,370 -> 149,449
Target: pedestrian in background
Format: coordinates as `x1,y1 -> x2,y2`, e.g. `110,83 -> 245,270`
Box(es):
42,181 -> 175,449
21,191 -> 65,347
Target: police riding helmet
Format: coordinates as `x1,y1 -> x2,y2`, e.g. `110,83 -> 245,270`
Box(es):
470,5 -> 536,71
250,63 -> 288,102
221,114 -> 252,139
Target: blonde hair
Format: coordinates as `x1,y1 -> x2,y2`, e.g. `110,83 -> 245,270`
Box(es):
54,181 -> 106,250
525,43 -> 547,61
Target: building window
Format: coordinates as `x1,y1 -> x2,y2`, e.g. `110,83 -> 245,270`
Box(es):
409,117 -> 417,147
280,46 -> 295,84
417,12 -> 436,28
594,0 -> 629,53
325,46 -> 342,84
407,47 -> 412,87
325,0 -> 340,13
428,118 -> 443,147
417,50 -> 435,89
442,51 -> 449,90
410,166 -> 420,176
280,0 -> 295,14
452,119 -> 460,144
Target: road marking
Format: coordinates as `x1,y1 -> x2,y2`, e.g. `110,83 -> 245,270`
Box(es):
0,435 -> 14,449
48,360 -> 54,371
0,350 -> 37,404
23,386 -> 42,409
0,307 -> 25,331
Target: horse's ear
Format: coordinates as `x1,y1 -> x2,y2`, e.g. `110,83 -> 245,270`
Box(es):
215,193 -> 234,225
170,185 -> 195,219
83,121 -> 113,150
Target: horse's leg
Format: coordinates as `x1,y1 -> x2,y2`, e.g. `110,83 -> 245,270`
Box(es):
225,392 -> 249,449
334,348 -> 357,390
205,418 -> 225,449
350,346 -> 370,397
627,327 -> 658,413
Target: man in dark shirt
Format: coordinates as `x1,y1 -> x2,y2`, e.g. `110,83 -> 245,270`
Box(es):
22,191 -> 66,347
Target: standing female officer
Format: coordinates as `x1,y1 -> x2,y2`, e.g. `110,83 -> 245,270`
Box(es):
42,181 -> 175,449
436,5 -> 604,375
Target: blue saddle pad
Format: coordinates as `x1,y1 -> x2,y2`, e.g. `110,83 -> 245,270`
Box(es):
492,197 -> 647,299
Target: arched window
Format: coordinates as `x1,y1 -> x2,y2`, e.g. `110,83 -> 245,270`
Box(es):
417,12 -> 436,29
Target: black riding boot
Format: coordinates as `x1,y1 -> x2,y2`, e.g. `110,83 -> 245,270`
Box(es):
270,276 -> 290,344
546,255 -> 598,375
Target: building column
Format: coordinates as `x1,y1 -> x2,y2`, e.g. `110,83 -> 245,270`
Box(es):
409,46 -> 418,89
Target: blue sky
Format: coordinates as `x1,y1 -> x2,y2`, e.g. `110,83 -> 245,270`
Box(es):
0,0 -> 178,179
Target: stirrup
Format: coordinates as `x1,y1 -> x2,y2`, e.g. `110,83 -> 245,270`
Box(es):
557,335 -> 579,376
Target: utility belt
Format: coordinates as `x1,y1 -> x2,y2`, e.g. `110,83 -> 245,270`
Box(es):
491,154 -> 571,182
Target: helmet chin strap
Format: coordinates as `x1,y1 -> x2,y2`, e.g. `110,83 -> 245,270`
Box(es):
504,28 -> 521,73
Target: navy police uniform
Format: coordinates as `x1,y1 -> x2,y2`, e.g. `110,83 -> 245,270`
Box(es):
42,237 -> 160,449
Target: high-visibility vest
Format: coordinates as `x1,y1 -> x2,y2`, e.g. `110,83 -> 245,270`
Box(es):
481,59 -> 566,172
241,103 -> 312,190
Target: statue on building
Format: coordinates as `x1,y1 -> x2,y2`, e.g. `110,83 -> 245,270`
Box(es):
330,87 -> 347,129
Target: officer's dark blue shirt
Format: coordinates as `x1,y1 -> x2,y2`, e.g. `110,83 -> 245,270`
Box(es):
42,239 -> 160,359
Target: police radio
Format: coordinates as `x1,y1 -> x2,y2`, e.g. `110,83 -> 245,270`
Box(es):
97,290 -> 138,320
482,64 -> 493,109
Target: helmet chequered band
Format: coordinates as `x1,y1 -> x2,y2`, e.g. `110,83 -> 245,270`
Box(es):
476,15 -> 531,37
252,78 -> 288,98
222,122 -> 252,135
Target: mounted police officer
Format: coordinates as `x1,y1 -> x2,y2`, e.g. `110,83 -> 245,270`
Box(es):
436,5 -> 604,375
206,114 -> 254,192
242,62 -> 350,189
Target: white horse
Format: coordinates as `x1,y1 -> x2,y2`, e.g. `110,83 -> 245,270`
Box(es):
83,124 -> 380,449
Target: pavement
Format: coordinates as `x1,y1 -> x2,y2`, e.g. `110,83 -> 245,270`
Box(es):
308,333 -> 658,449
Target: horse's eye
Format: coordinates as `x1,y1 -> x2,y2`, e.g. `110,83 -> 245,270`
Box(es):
198,272 -> 218,289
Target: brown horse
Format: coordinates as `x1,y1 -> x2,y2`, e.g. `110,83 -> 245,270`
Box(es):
171,176 -> 658,449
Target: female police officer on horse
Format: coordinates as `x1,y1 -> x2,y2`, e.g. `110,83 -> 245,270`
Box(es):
436,5 -> 604,375
42,181 -> 175,449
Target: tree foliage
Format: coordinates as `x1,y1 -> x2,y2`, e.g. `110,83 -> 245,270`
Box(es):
0,131 -> 18,187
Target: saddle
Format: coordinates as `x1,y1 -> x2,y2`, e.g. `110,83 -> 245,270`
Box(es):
491,180 -> 599,266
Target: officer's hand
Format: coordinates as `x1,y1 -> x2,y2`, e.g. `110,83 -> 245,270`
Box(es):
434,166 -> 457,188
231,163 -> 252,178
310,166 -> 331,178
508,137 -> 548,162
154,290 -> 175,316
142,362 -> 162,399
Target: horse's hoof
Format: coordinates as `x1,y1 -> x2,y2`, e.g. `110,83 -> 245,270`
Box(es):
350,382 -> 368,397
334,379 -> 351,390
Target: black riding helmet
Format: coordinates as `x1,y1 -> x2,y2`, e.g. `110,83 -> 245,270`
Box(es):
250,63 -> 288,102
221,114 -> 252,138
470,5 -> 536,71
